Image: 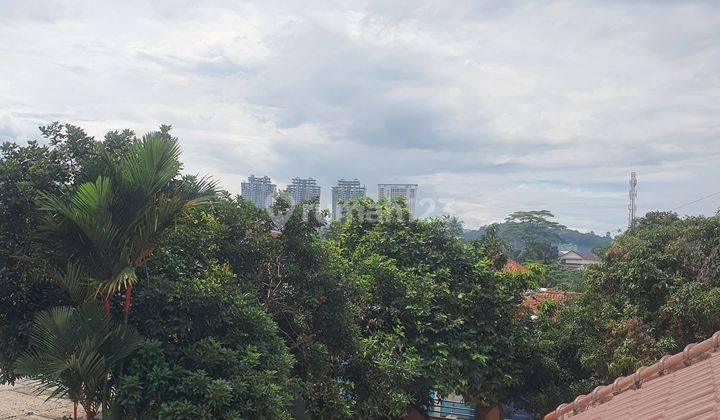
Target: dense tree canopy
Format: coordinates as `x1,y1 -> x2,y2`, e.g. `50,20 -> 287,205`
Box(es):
0,124 -> 100,383
4,123 -> 720,419
119,263 -> 295,418
327,199 -> 535,416
525,211 -> 720,414
139,194 -> 360,417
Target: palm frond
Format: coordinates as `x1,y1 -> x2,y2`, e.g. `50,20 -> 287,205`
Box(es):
114,134 -> 182,197
37,178 -> 121,276
52,262 -> 92,305
175,174 -> 218,204
15,304 -> 143,412
93,266 -> 137,299
36,128 -> 217,300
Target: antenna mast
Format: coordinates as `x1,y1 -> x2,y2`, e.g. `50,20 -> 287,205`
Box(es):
628,172 -> 637,228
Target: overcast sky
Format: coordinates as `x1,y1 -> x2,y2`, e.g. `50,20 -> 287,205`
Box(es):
1,0 -> 719,232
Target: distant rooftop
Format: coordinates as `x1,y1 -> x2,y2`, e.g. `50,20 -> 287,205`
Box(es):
521,289 -> 580,313
502,259 -> 530,273
557,250 -> 600,261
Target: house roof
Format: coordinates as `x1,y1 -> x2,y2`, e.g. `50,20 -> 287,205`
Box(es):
544,330 -> 720,420
521,289 -> 580,313
503,259 -> 530,273
577,252 -> 600,261
557,251 -> 600,261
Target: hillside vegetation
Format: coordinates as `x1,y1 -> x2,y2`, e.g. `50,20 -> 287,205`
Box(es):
464,224 -> 612,253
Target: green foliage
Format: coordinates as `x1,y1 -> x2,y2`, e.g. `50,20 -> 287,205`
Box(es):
15,304 -> 142,418
37,127 -> 216,301
558,230 -> 612,253
117,262 -> 295,418
266,204 -> 359,417
464,222 -> 612,254
157,400 -> 200,420
504,210 -> 567,262
130,194 -> 541,417
145,195 -> 359,417
329,199 -> 532,415
474,223 -> 509,269
0,123 -> 219,418
512,300 -> 594,414
0,127 -> 94,383
526,211 -> 720,414
543,263 -> 585,291
37,122 -> 105,182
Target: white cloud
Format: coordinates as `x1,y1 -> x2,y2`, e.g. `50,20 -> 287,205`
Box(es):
1,0 -> 719,231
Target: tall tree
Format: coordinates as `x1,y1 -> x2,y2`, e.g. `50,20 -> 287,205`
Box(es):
37,126 -> 215,317
117,262 -> 296,419
504,210 -> 566,262
139,193 -> 360,418
475,223 -> 510,269
0,125 -> 98,383
329,198 -> 532,417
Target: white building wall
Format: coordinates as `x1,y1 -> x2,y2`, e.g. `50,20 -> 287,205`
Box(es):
241,175 -> 276,209
377,183 -> 418,215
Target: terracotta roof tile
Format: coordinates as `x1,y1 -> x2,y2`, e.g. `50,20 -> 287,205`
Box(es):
503,259 -> 530,273
521,290 -> 580,313
545,331 -> 720,420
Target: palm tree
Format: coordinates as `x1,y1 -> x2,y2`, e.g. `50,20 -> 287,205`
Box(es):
37,128 -> 215,317
15,304 -> 142,419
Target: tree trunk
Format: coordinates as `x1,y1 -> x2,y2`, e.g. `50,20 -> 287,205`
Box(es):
103,297 -> 110,315
73,401 -> 77,420
123,284 -> 133,321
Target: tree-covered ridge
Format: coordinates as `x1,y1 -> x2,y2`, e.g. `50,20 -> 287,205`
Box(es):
463,221 -> 613,253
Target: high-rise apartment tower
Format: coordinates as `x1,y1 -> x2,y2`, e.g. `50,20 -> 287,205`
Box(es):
287,177 -> 321,207
332,179 -> 366,220
378,183 -> 418,215
241,175 -> 276,209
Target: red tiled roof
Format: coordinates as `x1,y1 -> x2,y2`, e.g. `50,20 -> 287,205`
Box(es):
577,252 -> 599,261
503,259 -> 530,273
545,330 -> 720,420
521,289 -> 580,313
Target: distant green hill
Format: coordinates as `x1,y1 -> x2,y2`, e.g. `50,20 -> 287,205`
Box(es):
463,223 -> 612,252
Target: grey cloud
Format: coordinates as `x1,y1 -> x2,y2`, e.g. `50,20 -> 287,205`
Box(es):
1,0 -> 720,231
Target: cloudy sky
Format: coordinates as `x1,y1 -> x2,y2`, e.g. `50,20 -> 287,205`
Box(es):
1,0 -> 719,232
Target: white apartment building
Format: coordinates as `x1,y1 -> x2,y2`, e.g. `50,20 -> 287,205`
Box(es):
286,177 -> 321,207
241,175 -> 276,209
331,179 -> 366,220
377,183 -> 418,215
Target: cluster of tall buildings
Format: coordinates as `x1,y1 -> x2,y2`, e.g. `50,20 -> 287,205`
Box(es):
240,175 -> 418,220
